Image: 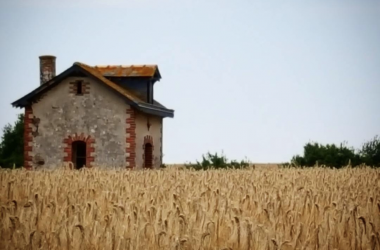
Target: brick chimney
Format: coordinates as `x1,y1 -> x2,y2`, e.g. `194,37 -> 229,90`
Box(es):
39,55 -> 56,85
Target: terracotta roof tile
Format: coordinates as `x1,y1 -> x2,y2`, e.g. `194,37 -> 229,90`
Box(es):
94,65 -> 158,77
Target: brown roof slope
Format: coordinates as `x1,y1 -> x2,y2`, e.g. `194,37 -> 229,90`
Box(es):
94,65 -> 158,77
74,62 -> 144,104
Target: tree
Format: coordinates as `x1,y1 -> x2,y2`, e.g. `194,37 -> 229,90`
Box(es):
0,113 -> 24,168
290,141 -> 360,168
290,136 -> 380,168
359,135 -> 380,167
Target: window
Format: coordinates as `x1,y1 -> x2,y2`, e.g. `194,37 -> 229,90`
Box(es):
76,81 -> 83,95
70,80 -> 88,95
144,143 -> 153,168
72,141 -> 86,169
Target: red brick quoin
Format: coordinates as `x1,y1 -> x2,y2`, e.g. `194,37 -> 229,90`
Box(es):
24,106 -> 33,169
126,108 -> 136,168
63,133 -> 95,168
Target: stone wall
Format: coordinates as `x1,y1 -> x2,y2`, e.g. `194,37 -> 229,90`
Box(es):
31,76 -> 128,168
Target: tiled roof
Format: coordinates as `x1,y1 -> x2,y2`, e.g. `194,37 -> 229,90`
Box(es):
11,62 -> 174,118
94,65 -> 159,78
74,62 -> 144,103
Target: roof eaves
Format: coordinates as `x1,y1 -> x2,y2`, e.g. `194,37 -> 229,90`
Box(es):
152,99 -> 167,109
11,65 -> 77,108
136,102 -> 174,118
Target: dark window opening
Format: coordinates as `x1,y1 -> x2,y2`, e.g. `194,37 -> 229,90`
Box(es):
144,143 -> 153,168
76,81 -> 83,95
72,141 -> 86,169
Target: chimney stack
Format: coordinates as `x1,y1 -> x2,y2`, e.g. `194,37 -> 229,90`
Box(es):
39,55 -> 56,85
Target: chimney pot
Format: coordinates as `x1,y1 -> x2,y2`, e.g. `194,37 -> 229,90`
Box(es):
39,55 -> 56,85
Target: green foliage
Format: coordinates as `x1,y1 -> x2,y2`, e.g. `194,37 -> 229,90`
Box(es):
185,152 -> 250,170
0,114 -> 24,168
358,135 -> 380,167
290,136 -> 380,168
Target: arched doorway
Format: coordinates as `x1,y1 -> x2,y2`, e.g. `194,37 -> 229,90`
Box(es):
72,141 -> 86,169
144,143 -> 153,168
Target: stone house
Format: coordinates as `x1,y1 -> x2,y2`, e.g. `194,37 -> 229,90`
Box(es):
12,55 -> 174,169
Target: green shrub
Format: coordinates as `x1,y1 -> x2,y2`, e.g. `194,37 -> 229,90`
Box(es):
359,135 -> 380,167
185,152 -> 250,170
290,135 -> 380,168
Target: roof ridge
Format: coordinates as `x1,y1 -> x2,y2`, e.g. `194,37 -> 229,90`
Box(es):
94,64 -> 157,68
74,62 -> 157,67
73,62 -> 160,79
73,62 -> 92,67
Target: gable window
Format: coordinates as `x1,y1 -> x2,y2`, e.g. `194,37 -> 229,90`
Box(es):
70,80 -> 88,95
76,81 -> 83,95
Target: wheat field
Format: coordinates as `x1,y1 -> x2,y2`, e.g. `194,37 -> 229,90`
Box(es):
0,166 -> 379,250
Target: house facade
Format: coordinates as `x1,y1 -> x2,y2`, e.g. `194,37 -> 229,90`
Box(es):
12,55 -> 174,169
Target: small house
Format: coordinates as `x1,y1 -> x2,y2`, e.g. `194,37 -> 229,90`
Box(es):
12,55 -> 174,169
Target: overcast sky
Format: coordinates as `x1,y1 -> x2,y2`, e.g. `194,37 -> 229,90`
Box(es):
0,0 -> 379,164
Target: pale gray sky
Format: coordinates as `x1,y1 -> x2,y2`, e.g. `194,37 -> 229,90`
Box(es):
0,0 -> 379,164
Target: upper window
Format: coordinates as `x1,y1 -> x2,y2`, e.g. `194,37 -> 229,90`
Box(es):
70,80 -> 88,95
76,81 -> 83,95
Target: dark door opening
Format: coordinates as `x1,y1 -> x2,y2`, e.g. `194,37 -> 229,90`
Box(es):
72,141 -> 86,169
144,143 -> 153,168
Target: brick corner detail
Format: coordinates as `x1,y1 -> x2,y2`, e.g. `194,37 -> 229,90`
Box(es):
24,106 -> 33,170
126,108 -> 136,168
